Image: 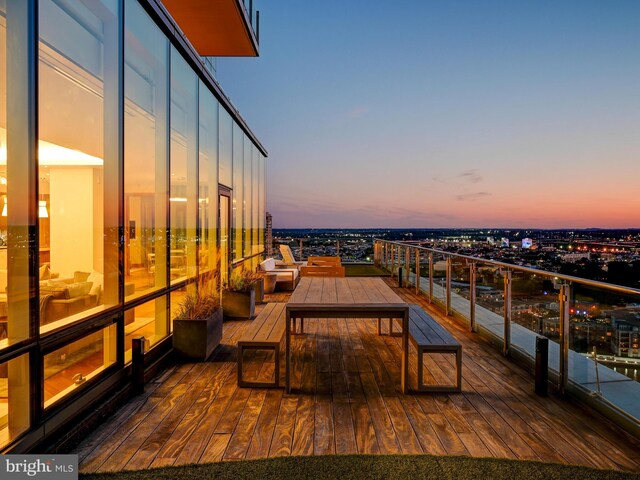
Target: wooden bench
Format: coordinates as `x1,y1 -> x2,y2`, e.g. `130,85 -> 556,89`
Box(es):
408,304 -> 462,393
237,303 -> 286,388
307,256 -> 342,266
300,265 -> 346,278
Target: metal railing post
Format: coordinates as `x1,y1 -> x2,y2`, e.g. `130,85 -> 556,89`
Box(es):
428,254 -> 434,303
391,244 -> 396,277
469,262 -> 476,332
405,246 -> 410,286
503,270 -> 512,356
415,249 -> 421,294
299,239 -> 303,260
559,283 -> 571,395
382,243 -> 387,269
446,257 -> 452,315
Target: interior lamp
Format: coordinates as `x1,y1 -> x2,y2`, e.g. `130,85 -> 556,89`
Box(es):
38,200 -> 48,218
1,198 -> 49,217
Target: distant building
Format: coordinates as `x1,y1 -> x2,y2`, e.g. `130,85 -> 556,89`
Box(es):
266,212 -> 273,255
561,252 -> 591,263
611,314 -> 640,358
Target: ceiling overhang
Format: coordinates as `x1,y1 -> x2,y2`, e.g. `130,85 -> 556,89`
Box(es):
161,0 -> 258,56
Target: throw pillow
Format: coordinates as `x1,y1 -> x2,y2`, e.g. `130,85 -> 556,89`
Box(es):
39,264 -> 50,280
87,272 -> 104,304
66,281 -> 93,298
73,271 -> 91,283
40,284 -> 69,300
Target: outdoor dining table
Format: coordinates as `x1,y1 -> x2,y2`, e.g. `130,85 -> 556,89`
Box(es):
285,277 -> 410,393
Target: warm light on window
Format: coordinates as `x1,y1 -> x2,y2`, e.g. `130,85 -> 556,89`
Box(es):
2,198 -> 49,217
38,200 -> 49,218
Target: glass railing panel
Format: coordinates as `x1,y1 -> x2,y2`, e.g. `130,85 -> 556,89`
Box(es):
450,258 -> 470,323
568,283 -> 640,421
417,250 -> 431,299
474,261 -> 506,342
431,253 -> 447,308
507,270 -> 561,363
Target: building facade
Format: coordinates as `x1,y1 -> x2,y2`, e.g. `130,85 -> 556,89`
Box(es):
0,0 -> 265,452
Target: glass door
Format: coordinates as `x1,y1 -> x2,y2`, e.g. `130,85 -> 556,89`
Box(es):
219,192 -> 231,283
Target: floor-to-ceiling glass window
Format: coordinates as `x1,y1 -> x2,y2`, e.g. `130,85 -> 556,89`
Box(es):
251,145 -> 259,266
243,137 -> 252,261
124,0 -> 168,299
219,108 -> 232,189
43,325 -> 116,408
124,296 -> 167,363
232,124 -> 243,262
170,48 -> 197,284
38,0 -> 120,330
259,154 -> 265,254
0,0 -> 35,352
0,353 -> 30,447
219,193 -> 230,283
0,0 -> 268,451
198,83 -> 219,275
0,0 -> 37,450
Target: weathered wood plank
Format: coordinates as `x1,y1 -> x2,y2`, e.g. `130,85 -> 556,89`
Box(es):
75,284 -> 640,474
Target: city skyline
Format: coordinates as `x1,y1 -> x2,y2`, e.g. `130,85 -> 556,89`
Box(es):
219,0 -> 640,229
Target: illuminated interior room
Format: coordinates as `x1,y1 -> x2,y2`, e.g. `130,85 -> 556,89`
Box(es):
0,0 -> 265,451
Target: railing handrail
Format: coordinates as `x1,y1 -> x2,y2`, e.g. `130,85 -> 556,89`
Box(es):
374,238 -> 640,297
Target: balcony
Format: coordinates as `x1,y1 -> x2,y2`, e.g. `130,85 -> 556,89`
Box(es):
374,239 -> 640,436
75,277 -> 640,474
161,0 -> 259,56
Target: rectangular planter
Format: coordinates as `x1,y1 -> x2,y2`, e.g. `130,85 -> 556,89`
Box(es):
223,289 -> 256,319
173,308 -> 223,360
254,278 -> 265,304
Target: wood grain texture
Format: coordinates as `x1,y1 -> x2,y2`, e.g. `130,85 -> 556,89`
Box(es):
76,284 -> 640,473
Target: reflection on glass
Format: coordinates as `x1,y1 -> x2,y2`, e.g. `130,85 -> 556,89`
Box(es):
232,124 -> 243,261
170,48 -> 197,284
198,83 -> 219,274
0,1 -> 34,348
431,254 -> 447,306
0,354 -> 30,448
243,136 -> 252,259
124,0 -> 168,298
169,284 -> 194,331
251,145 -> 259,262
124,296 -> 167,363
219,195 -> 230,283
44,325 -> 116,407
258,154 -> 265,253
219,108 -> 232,188
37,0 -> 120,329
450,259 -> 470,321
474,263 -> 506,341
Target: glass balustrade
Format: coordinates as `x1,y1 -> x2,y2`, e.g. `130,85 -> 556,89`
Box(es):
373,239 -> 640,427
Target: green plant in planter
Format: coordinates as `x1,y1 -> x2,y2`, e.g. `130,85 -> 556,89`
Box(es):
222,268 -> 262,319
224,268 -> 262,292
173,271 -> 223,360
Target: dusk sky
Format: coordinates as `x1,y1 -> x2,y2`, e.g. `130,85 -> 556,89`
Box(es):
218,0 -> 640,229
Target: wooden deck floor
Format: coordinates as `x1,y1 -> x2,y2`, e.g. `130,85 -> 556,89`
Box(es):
76,281 -> 640,473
